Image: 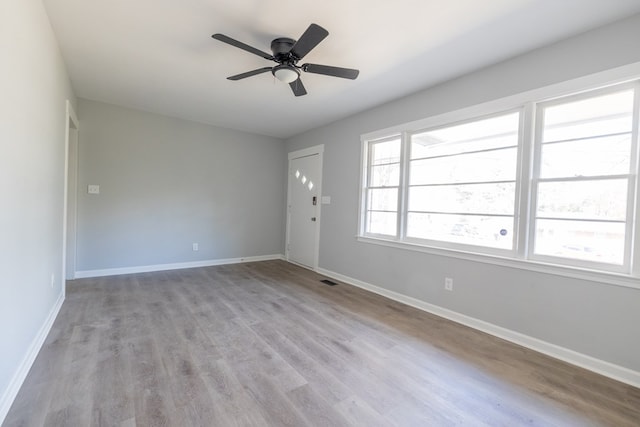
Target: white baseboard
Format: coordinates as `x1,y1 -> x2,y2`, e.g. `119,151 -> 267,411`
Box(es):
316,267 -> 640,389
0,292 -> 64,424
74,254 -> 284,279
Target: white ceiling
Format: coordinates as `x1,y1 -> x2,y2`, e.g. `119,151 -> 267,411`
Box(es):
43,0 -> 640,139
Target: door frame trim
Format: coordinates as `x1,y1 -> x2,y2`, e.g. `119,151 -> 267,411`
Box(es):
286,144 -> 324,270
62,100 -> 79,290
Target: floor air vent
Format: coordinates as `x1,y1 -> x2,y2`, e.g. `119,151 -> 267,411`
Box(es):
320,279 -> 338,286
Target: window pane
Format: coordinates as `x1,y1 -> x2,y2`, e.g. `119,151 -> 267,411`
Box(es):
368,188 -> 398,211
367,211 -> 397,235
366,138 -> 400,237
542,90 -> 634,143
371,139 -> 401,165
410,147 -> 517,185
409,183 -> 515,215
537,180 -> 627,221
540,134 -> 631,178
371,163 -> 400,187
411,112 -> 520,159
407,213 -> 513,249
534,219 -> 625,264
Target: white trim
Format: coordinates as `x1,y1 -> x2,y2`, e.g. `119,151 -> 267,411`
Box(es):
288,144 -> 324,160
515,103 -> 534,260
286,144 -> 324,270
0,293 -> 64,424
316,267 -> 640,389
62,100 -> 79,288
74,254 -> 283,278
357,138 -> 369,237
66,99 -> 79,126
632,82 -> 640,278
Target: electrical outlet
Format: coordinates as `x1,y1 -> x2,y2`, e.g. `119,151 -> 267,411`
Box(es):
444,277 -> 453,291
192,243 -> 199,251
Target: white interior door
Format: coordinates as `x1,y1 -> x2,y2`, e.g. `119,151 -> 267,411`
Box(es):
287,152 -> 321,269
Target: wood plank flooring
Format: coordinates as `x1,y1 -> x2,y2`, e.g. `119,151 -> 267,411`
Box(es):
4,260 -> 640,426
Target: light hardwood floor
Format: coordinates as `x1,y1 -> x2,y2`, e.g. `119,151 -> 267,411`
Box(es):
4,260 -> 640,426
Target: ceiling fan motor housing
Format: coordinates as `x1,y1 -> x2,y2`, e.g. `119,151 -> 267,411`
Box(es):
271,37 -> 297,63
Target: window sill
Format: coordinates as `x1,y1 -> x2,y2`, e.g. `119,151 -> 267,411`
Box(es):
356,235 -> 640,290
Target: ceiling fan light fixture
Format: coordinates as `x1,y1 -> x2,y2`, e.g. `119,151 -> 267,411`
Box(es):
273,65 -> 299,83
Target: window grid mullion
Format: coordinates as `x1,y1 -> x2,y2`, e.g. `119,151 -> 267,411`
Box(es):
408,179 -> 516,188
398,132 -> 411,239
542,130 -> 631,146
528,99 -> 546,260
410,144 -> 518,162
368,185 -> 401,190
534,216 -> 627,224
537,174 -> 632,183
515,103 -> 534,259
406,211 -> 514,218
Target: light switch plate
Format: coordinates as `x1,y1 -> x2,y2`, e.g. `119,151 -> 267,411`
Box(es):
321,196 -> 331,205
88,185 -> 100,194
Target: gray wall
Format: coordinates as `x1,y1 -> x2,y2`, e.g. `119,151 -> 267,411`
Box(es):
76,99 -> 285,271
285,14 -> 640,373
0,0 -> 75,416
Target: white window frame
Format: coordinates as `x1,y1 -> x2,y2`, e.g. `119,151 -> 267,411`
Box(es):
360,135 -> 403,239
358,62 -> 640,289
527,82 -> 640,274
399,109 -> 524,257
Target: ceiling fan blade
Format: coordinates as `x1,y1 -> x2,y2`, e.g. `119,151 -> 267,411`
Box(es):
290,24 -> 329,60
302,63 -> 359,80
227,67 -> 273,81
212,33 -> 274,60
289,79 -> 307,97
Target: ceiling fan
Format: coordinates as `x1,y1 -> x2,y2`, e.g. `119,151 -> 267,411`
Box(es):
212,24 -> 359,97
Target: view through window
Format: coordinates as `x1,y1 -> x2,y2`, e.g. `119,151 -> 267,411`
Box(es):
533,89 -> 635,265
406,112 -> 520,250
